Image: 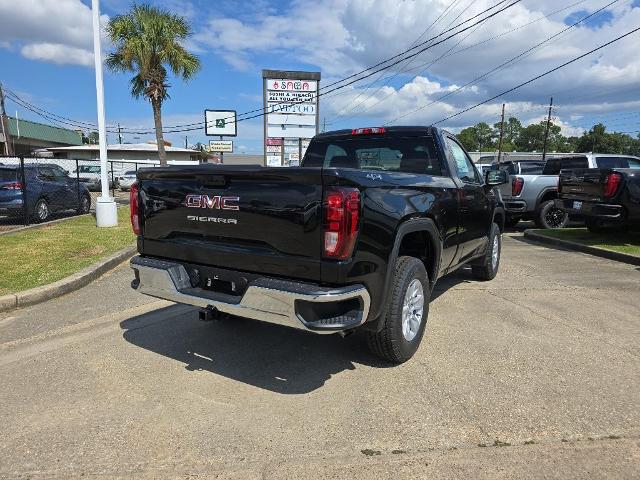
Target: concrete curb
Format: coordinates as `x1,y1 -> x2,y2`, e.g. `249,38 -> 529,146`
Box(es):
0,213 -> 93,237
524,230 -> 640,266
0,245 -> 136,314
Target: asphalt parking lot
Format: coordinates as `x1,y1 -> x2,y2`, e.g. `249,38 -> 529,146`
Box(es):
0,232 -> 638,478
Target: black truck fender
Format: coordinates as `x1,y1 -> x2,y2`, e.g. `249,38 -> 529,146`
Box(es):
365,217 -> 442,333
492,205 -> 506,232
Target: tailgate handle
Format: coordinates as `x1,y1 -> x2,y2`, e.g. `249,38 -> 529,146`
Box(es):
196,175 -> 226,187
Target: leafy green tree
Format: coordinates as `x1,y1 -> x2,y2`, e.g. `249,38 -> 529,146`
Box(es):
106,4 -> 200,165
457,122 -> 497,151
83,130 -> 99,145
494,117 -> 522,147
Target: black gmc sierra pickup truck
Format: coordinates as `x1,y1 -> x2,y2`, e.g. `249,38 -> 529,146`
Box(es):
129,126 -> 507,362
556,161 -> 640,232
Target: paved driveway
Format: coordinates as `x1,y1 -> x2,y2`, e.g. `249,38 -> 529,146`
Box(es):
0,234 -> 638,478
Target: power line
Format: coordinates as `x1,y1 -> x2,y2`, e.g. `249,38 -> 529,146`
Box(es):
384,0 -> 623,125
327,0 -> 590,125
3,0 -> 522,136
111,0 -> 524,134
431,26 -> 640,125
330,0 -> 475,120
330,0 -> 464,119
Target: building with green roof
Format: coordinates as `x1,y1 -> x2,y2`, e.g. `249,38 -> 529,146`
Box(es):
1,116 -> 83,156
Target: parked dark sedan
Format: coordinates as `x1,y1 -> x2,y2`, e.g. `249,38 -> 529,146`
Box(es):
0,164 -> 92,222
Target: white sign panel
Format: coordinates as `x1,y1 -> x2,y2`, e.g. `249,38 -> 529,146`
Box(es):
208,140 -> 233,153
267,91 -> 315,103
266,155 -> 281,166
268,125 -> 317,138
268,102 -> 316,115
267,79 -> 318,92
267,113 -> 317,126
266,145 -> 281,153
264,71 -> 319,167
205,110 -> 237,136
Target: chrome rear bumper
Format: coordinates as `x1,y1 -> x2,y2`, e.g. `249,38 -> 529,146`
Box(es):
130,256 -> 371,334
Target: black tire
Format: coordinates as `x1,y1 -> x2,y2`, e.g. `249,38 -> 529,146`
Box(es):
505,217 -> 520,228
33,198 -> 50,223
471,222 -> 501,281
78,194 -> 91,214
366,256 -> 429,363
535,200 -> 569,229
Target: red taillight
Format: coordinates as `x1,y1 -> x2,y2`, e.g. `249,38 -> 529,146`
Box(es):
512,177 -> 524,196
603,172 -> 622,198
2,182 -> 23,190
323,187 -> 360,260
351,127 -> 385,135
130,182 -> 140,235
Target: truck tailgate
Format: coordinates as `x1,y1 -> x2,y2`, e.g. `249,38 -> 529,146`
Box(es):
137,165 -> 324,281
559,168 -> 618,202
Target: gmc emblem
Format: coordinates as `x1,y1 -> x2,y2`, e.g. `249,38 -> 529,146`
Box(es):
185,194 -> 240,211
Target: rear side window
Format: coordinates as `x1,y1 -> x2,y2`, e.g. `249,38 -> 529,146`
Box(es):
303,136 -> 442,175
0,169 -> 17,182
596,157 -> 640,169
519,162 -> 544,174
543,156 -> 589,175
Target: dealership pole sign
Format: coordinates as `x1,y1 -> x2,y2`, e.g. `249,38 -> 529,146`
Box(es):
262,70 -> 320,167
204,109 -> 237,162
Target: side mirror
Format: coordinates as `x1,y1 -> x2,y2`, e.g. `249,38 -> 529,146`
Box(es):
485,169 -> 508,186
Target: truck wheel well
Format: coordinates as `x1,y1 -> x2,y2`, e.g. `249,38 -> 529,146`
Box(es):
493,211 -> 505,232
538,190 -> 558,205
397,230 -> 437,286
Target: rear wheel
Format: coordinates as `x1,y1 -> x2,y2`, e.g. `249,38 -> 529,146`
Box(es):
33,198 -> 50,223
471,222 -> 501,281
78,194 -> 91,214
535,200 -> 568,229
366,256 -> 429,363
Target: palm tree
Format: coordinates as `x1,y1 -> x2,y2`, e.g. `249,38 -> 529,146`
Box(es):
106,4 -> 200,165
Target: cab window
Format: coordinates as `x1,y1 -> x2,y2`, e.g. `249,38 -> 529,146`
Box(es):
446,137 -> 480,183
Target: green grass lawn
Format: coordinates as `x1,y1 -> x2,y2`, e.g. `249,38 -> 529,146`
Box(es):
531,228 -> 640,257
0,209 -> 135,295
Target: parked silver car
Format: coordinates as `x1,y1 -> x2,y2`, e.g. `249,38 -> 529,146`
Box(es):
118,170 -> 137,191
72,165 -> 115,191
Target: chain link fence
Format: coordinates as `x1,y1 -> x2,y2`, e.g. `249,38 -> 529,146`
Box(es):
0,156 -> 143,231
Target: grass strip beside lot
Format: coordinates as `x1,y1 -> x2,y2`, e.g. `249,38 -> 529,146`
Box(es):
531,228 -> 640,257
0,209 -> 135,295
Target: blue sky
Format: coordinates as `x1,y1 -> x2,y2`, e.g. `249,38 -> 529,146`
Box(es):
1,0 -> 639,154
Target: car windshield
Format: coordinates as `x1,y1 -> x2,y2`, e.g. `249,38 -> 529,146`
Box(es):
596,157 -> 640,169
302,136 -> 442,175
124,171 -> 136,175
0,168 -> 17,182
78,166 -> 101,173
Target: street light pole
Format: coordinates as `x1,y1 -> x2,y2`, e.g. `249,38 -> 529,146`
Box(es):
92,0 -> 117,227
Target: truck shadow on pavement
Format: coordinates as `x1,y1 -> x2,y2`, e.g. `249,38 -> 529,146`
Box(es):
120,305 -> 390,394
120,271 -> 468,394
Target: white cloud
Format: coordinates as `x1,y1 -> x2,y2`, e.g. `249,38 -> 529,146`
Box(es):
0,0 -> 107,67
20,43 -> 94,67
195,0 -> 640,134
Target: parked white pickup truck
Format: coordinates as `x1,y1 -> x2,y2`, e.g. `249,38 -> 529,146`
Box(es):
496,154 -> 638,229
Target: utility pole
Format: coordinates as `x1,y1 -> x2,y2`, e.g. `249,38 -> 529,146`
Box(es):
541,97 -> 553,162
322,117 -> 326,133
0,82 -> 12,155
117,123 -> 122,144
185,136 -> 188,149
496,103 -> 505,166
